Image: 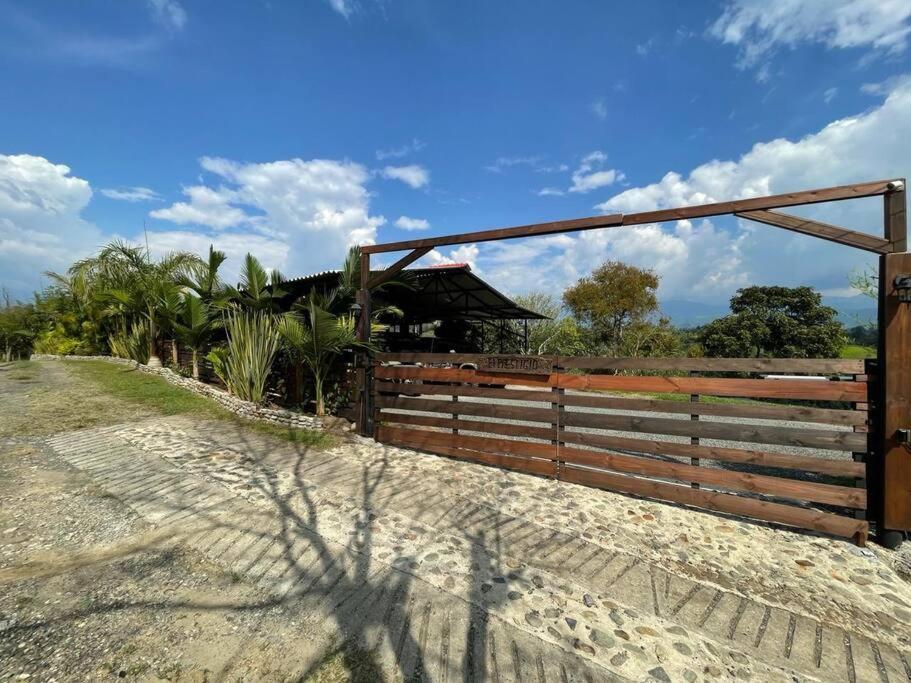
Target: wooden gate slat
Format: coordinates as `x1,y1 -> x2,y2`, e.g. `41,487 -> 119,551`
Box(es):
560,392 -> 866,426
559,466 -> 867,544
377,412 -> 556,441
375,365 -> 867,401
376,395 -> 554,423
558,429 -> 865,478
559,410 -> 867,451
377,425 -> 865,509
556,444 -> 865,508
376,425 -> 557,477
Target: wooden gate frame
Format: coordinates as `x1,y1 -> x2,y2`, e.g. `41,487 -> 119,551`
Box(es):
356,178 -> 910,546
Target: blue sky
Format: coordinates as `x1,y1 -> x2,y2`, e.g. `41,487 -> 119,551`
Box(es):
2,0 -> 910,308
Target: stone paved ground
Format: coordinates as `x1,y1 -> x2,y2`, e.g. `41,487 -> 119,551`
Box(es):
2,361 -> 911,681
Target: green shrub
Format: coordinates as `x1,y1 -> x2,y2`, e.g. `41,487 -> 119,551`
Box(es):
33,326 -> 97,356
209,309 -> 280,403
108,321 -> 150,364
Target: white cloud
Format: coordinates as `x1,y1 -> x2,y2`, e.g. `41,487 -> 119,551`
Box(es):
0,154 -> 103,296
823,86 -> 838,104
569,151 -> 623,193
394,216 -> 430,231
326,0 -> 354,18
376,138 -> 425,160
100,186 -> 162,202
476,76 -> 911,304
140,230 -> 289,286
148,0 -> 187,31
711,0 -> 911,79
486,156 -> 568,174
636,38 -> 655,56
537,187 -> 564,197
591,99 -> 608,120
380,164 -> 429,189
421,244 -> 480,272
151,185 -> 248,230
151,156 -> 384,277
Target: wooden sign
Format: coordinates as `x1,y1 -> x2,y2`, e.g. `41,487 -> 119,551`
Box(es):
479,355 -> 552,375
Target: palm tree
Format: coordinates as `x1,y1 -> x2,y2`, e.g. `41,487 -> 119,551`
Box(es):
228,253 -> 287,311
71,240 -> 201,367
278,295 -> 374,416
173,293 -> 219,379
178,245 -> 230,306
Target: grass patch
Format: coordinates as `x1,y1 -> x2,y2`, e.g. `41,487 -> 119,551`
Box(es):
68,361 -> 224,418
1,360 -> 38,381
305,642 -> 382,683
66,361 -> 333,447
841,344 -> 876,359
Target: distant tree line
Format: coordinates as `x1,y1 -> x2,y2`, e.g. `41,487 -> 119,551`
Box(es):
493,263 -> 851,360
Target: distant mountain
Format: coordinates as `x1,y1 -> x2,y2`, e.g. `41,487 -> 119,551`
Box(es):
661,296 -> 876,329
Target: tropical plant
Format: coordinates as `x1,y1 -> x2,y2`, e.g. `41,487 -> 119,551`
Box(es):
228,253 -> 288,311
278,296 -> 373,416
178,245 -> 230,306
213,308 -> 280,403
173,293 -> 220,379
70,240 -> 201,367
108,320 -> 151,364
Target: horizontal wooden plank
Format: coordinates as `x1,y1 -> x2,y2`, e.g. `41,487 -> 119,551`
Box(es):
375,364 -> 551,388
556,356 -> 865,374
560,411 -> 867,451
376,411 -> 557,441
375,365 -> 867,400
558,430 -> 865,477
378,426 -> 864,508
379,425 -> 556,459
376,353 -> 865,374
377,395 -> 554,423
560,392 -> 866,426
375,379 -> 554,403
559,466 -> 867,544
556,373 -> 867,402
555,444 -> 865,508
376,426 -> 557,477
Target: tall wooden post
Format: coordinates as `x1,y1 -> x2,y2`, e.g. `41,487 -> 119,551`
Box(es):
874,181 -> 910,547
356,250 -> 372,437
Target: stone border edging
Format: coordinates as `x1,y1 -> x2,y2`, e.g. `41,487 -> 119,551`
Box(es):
30,354 -> 323,431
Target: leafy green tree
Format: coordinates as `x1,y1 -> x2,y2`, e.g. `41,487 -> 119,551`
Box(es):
563,261 -> 660,355
173,293 -> 220,379
511,292 -> 586,356
0,290 -> 39,361
700,286 -> 846,358
619,317 -> 682,357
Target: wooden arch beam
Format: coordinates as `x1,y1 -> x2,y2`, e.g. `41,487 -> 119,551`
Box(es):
365,246 -> 432,290
362,178 -> 898,255
734,209 -> 892,254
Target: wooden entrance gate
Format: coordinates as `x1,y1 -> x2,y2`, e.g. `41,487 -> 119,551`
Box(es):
355,178 -> 909,545
370,353 -> 870,544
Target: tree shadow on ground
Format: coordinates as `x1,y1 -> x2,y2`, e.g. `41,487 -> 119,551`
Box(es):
2,420 -> 529,682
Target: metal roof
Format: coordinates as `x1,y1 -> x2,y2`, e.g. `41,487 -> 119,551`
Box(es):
280,264 -> 547,321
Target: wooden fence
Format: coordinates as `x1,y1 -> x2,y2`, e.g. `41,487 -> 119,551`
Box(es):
371,353 -> 870,545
